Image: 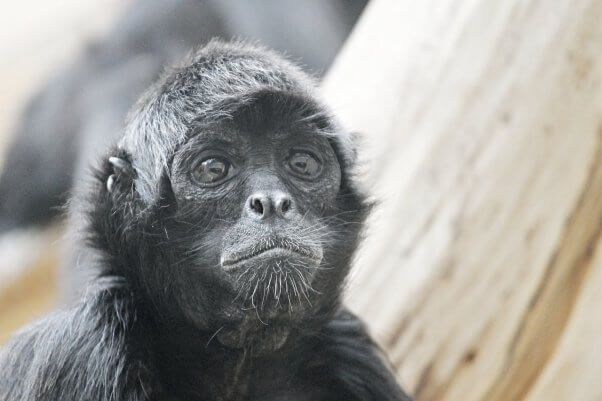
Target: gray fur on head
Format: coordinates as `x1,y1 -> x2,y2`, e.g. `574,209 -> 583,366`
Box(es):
119,40 -> 331,202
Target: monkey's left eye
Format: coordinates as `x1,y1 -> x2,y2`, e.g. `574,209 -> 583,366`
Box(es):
192,157 -> 231,185
287,151 -> 322,179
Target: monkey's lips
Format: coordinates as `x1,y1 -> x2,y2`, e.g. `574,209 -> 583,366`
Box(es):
220,241 -> 322,271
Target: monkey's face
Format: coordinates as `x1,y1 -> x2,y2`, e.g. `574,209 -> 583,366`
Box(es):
155,94 -> 364,334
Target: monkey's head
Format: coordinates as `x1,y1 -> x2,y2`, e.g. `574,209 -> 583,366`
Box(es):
89,41 -> 368,350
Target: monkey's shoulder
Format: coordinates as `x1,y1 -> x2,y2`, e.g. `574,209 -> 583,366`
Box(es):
0,283 -> 158,401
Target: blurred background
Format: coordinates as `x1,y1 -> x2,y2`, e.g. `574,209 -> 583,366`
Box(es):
0,0 -> 124,344
2,1 -> 602,400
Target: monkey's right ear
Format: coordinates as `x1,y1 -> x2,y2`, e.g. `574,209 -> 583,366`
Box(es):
103,149 -> 137,197
106,157 -> 134,193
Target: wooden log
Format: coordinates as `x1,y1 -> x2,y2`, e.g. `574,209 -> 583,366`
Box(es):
322,0 -> 602,400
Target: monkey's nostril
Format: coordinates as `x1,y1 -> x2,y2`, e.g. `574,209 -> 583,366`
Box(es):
280,198 -> 290,214
247,193 -> 291,219
250,197 -> 265,215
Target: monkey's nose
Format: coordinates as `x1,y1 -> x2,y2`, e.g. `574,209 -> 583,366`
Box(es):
246,192 -> 292,219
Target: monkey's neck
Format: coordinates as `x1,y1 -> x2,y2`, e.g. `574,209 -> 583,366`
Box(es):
151,325 -> 241,400
215,316 -> 291,354
151,316 -> 295,400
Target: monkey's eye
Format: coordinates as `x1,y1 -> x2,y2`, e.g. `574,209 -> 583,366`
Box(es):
192,157 -> 231,185
287,151 -> 321,179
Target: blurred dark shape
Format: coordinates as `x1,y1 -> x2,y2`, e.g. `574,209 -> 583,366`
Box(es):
0,0 -> 367,233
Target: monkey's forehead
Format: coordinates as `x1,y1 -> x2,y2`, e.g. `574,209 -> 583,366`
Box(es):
122,40 -> 319,150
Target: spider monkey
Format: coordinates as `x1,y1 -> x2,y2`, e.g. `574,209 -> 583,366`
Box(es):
0,41 -> 412,401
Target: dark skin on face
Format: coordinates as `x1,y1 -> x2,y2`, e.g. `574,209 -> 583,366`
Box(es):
167,112 -> 342,336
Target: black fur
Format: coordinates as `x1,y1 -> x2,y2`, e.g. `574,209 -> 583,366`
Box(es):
0,42 -> 412,401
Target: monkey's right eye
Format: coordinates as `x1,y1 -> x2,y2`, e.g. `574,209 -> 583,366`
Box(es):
191,157 -> 231,185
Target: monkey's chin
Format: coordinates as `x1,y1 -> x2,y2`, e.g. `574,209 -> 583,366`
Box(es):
221,252 -> 321,320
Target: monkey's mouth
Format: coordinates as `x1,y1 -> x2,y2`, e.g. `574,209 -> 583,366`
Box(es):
221,239 -> 322,270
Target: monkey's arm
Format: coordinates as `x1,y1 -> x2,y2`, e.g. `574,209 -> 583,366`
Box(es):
302,309 -> 413,401
0,281 -> 158,401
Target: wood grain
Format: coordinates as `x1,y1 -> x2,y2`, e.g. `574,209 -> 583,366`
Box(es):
323,0 -> 602,400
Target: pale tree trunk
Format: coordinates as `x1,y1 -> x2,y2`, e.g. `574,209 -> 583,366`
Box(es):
322,1 -> 602,400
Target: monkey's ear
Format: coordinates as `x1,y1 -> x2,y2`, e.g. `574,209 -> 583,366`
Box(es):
103,149 -> 137,197
106,158 -> 134,192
